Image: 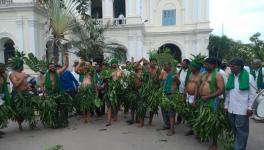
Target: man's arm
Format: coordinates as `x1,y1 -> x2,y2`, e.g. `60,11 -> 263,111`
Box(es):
58,53 -> 69,75
248,75 -> 257,110
40,75 -> 45,90
9,73 -> 25,88
202,73 -> 225,101
70,72 -> 79,88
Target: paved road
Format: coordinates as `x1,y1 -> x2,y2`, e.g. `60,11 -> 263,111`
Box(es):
0,114 -> 263,150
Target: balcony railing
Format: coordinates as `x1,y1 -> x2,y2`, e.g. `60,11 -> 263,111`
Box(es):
0,0 -> 13,5
113,18 -> 126,26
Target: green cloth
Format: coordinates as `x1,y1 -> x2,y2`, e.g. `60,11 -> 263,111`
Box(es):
0,77 -> 11,105
252,68 -> 263,89
179,68 -> 191,87
207,69 -> 217,108
79,74 -> 84,83
199,69 -> 217,109
226,69 -> 249,91
163,72 -> 173,94
110,58 -> 118,66
45,72 -> 60,93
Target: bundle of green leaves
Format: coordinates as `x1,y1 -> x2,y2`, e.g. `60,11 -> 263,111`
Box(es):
77,86 -> 102,112
39,92 -> 72,128
11,92 -> 39,127
0,104 -> 13,128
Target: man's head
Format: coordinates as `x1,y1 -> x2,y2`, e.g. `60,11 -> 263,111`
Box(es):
95,63 -> 101,72
252,59 -> 262,70
204,58 -> 217,72
0,63 -> 6,74
215,58 -> 222,68
110,58 -> 118,69
163,62 -> 172,73
190,61 -> 202,73
126,61 -> 131,67
149,58 -> 157,68
181,59 -> 190,69
229,58 -> 244,75
48,63 -> 57,73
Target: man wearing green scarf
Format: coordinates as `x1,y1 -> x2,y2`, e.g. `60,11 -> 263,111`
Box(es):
199,58 -> 225,150
0,63 -> 10,138
225,58 -> 256,150
251,59 -> 264,90
40,53 -> 69,94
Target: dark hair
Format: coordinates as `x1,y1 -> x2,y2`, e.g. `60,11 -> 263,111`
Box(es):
204,58 -> 217,65
229,58 -> 244,69
214,58 -> 222,67
73,61 -> 79,67
183,59 -> 190,65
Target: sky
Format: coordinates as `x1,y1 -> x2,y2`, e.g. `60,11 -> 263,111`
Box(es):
210,0 -> 264,43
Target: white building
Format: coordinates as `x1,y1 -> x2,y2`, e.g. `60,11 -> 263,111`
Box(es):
0,0 -> 211,64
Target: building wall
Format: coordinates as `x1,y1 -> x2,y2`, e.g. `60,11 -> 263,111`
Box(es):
0,0 -> 211,65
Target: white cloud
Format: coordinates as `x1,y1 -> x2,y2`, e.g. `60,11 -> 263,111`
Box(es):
210,0 -> 264,43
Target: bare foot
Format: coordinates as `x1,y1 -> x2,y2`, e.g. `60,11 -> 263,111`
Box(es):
148,122 -> 155,127
208,145 -> 217,150
18,125 -> 23,132
138,124 -> 144,128
167,130 -> 175,136
106,123 -> 112,126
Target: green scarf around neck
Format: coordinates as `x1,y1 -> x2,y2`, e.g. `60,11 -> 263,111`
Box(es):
179,68 -> 191,87
0,77 -> 11,105
45,71 -> 60,93
252,68 -> 263,89
226,69 -> 249,91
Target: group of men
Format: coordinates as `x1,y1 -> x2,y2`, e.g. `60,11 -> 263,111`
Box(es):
0,53 -> 263,150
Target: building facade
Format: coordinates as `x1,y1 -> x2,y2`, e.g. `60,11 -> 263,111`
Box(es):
0,0 -> 211,64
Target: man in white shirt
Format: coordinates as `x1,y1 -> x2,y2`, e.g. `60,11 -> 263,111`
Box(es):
251,59 -> 264,90
71,61 -> 81,86
225,58 -> 256,150
178,59 -> 190,124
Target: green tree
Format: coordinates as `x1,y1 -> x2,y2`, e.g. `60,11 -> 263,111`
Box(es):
249,32 -> 264,60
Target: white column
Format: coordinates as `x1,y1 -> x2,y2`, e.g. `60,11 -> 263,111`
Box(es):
136,36 -> 143,60
103,0 -> 113,19
205,0 -> 209,21
184,0 -> 189,24
16,19 -> 24,51
149,0 -> 153,24
87,0 -> 91,16
193,0 -> 198,23
136,0 -> 141,16
128,35 -> 137,60
28,19 -> 37,55
126,0 -> 132,16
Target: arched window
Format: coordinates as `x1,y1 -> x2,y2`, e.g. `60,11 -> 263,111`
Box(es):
91,0 -> 103,19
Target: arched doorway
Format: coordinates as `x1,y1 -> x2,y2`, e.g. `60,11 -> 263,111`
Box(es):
91,0 -> 103,19
158,43 -> 182,62
0,38 -> 15,64
104,43 -> 127,63
113,0 -> 126,18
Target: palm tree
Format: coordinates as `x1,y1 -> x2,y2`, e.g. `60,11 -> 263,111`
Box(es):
45,0 -> 77,64
71,17 -> 127,63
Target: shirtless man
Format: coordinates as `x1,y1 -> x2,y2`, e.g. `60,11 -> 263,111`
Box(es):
184,60 -> 202,136
9,59 -> 32,131
199,58 -> 224,150
136,58 -> 160,127
77,61 -> 97,123
40,53 -> 69,93
106,58 -> 123,126
0,63 -> 10,138
159,62 -> 178,136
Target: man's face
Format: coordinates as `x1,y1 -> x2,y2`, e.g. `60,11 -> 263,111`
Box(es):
95,64 -> 100,72
230,64 -> 241,74
112,64 -> 117,69
253,63 -> 261,69
150,60 -> 157,68
48,64 -> 56,72
190,66 -> 199,73
204,63 -> 215,72
181,61 -> 188,69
